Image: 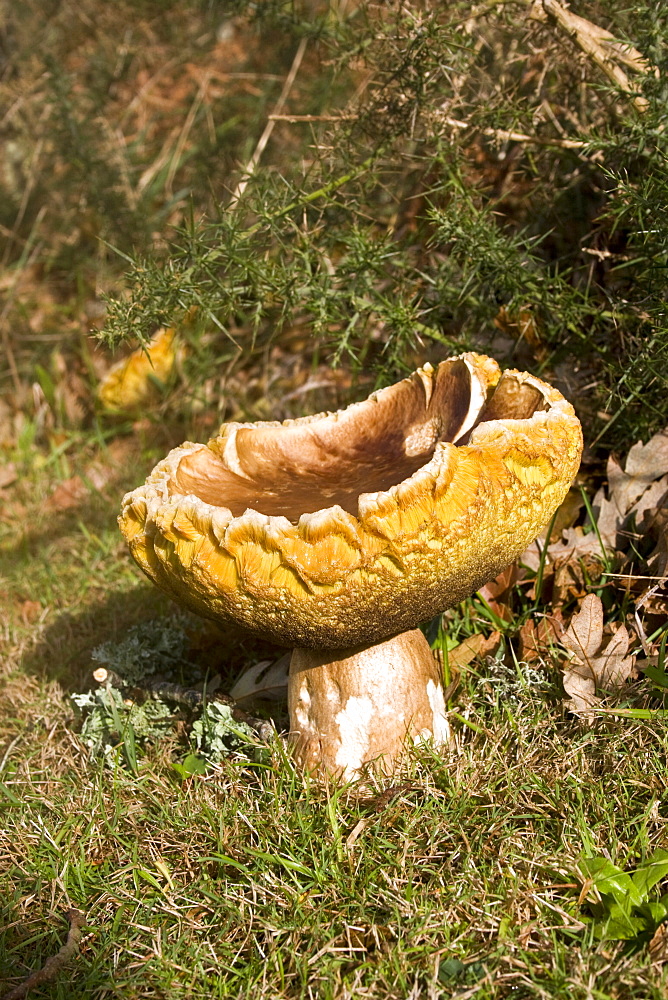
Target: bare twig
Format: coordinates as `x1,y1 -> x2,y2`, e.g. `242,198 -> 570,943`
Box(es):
228,38 -> 307,210
268,113 -> 355,122
530,0 -> 654,113
1,909 -> 86,1000
442,114 -> 589,150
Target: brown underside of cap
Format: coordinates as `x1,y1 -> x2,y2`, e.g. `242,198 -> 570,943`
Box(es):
119,353 -> 582,649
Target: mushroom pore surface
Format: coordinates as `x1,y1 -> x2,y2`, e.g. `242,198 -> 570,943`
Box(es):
174,359 -> 545,522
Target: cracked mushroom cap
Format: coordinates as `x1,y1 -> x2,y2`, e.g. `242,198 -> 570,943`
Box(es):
119,353 -> 582,648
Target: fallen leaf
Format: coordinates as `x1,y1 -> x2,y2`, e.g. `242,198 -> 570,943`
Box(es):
478,565 -> 519,620
591,486 -> 622,550
45,475 -> 88,512
625,432 -> 668,480
0,462 -> 17,489
522,430 -> 668,609
229,652 -> 291,704
549,489 -> 584,542
20,599 -> 42,624
650,922 -> 668,966
562,593 -> 603,662
560,594 -> 636,718
518,616 -> 563,662
479,630 -> 503,658
628,475 -> 668,529
479,564 -> 518,603
440,631 -> 501,670
604,432 -> 668,527
597,624 -> 634,689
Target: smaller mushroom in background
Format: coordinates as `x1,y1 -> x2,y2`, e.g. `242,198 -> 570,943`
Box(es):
97,326 -> 186,413
119,353 -> 583,779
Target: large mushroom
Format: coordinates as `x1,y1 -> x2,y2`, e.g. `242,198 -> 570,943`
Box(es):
119,353 -> 582,778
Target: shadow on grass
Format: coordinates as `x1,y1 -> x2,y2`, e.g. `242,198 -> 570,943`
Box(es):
20,581 -> 285,697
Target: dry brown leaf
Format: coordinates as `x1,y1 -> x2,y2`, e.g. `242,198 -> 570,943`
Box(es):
646,508 -> 668,582
597,624 -> 634,689
441,631 -> 501,670
0,462 -> 17,490
561,594 -> 636,718
562,593 -> 603,661
523,428 -> 668,617
229,653 -> 291,705
607,432 -> 668,521
625,432 -> 668,479
520,491 -> 601,577
649,922 -> 668,966
590,484 -> 621,551
549,489 -> 584,542
45,475 -> 88,512
19,599 -> 43,624
478,565 -> 519,621
631,475 -> 668,529
518,616 -> 563,662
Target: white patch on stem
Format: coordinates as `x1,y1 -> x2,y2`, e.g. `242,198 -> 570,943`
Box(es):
334,696 -> 374,776
294,678 -> 314,734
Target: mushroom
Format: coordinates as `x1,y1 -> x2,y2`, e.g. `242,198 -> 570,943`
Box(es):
119,353 -> 582,778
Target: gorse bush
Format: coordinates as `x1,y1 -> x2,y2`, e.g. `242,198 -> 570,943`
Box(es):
3,0 -> 667,447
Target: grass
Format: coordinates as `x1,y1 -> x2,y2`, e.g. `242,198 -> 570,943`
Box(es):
2,0 -> 668,995
1,445 -> 668,997
2,648 -> 668,997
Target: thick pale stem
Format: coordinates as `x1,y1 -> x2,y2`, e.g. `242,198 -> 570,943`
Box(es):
288,629 -> 450,779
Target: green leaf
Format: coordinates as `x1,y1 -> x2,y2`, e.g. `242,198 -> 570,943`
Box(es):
581,856 -> 644,910
632,850 -> 668,899
643,664 -> 668,689
598,901 -> 647,940
180,753 -> 207,776
438,959 -> 467,983
638,899 -> 668,926
201,852 -> 251,875
137,868 -> 163,891
0,781 -> 20,805
242,846 -> 313,878
123,723 -> 138,774
437,959 -> 486,984
594,708 -> 668,718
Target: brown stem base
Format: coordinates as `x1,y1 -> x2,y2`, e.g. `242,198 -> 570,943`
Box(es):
288,629 -> 450,779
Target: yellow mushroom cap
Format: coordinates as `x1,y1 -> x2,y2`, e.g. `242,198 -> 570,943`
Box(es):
119,353 -> 582,649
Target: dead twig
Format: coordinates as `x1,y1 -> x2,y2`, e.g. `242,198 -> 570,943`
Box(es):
268,113 -> 355,122
530,0 -> 655,114
441,114 -> 589,150
228,38 -> 307,210
1,909 -> 86,1000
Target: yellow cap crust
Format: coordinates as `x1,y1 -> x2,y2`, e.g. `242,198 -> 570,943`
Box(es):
119,354 -> 582,648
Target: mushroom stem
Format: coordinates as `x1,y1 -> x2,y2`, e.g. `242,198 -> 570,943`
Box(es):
288,629 -> 450,778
